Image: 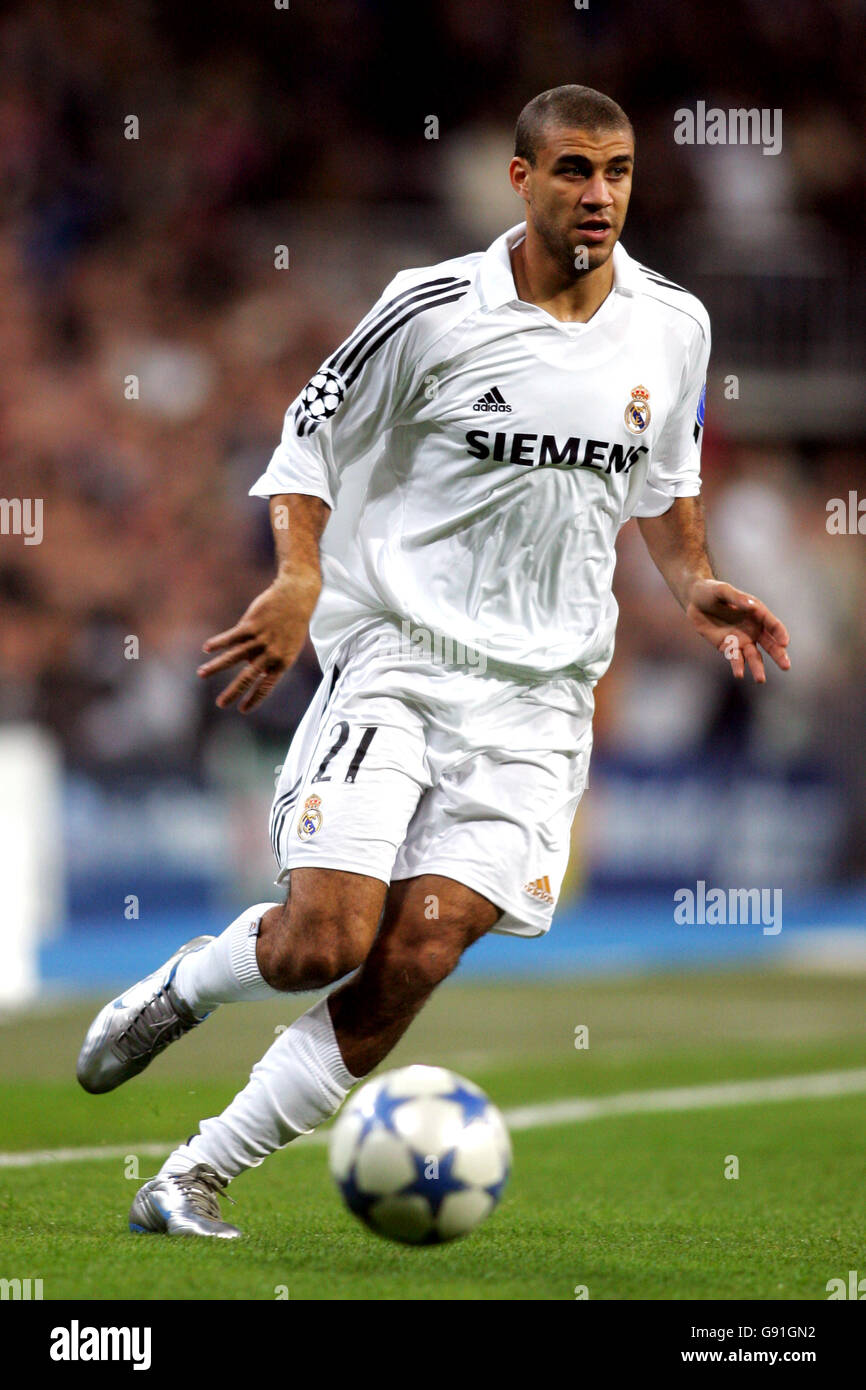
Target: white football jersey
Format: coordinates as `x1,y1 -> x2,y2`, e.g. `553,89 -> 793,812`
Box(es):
250,222 -> 710,682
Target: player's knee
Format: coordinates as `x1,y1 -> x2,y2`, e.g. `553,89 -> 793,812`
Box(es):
300,936 -> 368,988
268,899 -> 372,990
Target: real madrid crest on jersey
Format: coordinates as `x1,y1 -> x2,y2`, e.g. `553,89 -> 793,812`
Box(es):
624,384 -> 651,434
297,794 -> 323,840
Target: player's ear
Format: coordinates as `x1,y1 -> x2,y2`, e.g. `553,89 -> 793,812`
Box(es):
509,157 -> 531,201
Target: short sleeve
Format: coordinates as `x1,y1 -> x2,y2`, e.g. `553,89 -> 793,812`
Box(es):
631,317 -> 710,519
249,272 -> 422,509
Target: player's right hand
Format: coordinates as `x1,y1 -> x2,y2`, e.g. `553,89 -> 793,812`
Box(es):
197,572 -> 319,713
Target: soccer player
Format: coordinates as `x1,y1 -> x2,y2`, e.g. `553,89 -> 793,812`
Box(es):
78,85 -> 790,1237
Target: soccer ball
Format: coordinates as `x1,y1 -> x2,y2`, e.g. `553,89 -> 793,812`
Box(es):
301,367 -> 345,422
329,1064 -> 512,1245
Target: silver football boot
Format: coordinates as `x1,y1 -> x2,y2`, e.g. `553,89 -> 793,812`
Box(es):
129,1164 -> 241,1238
76,936 -> 215,1094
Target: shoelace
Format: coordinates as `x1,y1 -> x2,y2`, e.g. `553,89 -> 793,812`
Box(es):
114,986 -> 199,1062
172,1165 -> 236,1218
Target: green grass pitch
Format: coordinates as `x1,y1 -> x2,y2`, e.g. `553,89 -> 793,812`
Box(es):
1,969 -> 864,1300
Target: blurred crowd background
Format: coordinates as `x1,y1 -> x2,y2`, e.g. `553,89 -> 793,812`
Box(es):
1,0 -> 865,953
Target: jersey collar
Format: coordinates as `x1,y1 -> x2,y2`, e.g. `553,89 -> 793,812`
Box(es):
478,221 -> 642,309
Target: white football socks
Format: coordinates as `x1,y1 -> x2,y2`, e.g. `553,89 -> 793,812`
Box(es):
159,996 -> 360,1181
173,903 -> 283,1013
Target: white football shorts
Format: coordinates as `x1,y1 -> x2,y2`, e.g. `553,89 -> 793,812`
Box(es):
269,621 -> 594,936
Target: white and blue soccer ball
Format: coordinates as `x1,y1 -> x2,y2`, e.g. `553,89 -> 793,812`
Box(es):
301,368 -> 345,422
329,1065 -> 512,1245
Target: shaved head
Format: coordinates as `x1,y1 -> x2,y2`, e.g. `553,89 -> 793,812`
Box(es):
515,85 -> 633,166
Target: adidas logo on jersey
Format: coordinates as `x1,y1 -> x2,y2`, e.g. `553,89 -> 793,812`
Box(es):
472,386 -> 512,413
524,875 -> 554,905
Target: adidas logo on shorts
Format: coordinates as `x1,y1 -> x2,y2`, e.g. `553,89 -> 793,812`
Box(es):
524,875 -> 554,905
472,386 -> 512,412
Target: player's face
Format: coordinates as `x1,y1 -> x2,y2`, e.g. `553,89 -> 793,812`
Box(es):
510,126 -> 634,276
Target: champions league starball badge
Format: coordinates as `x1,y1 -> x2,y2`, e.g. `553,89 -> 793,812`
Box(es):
297,794 -> 323,840
300,367 -> 346,424
624,384 -> 651,434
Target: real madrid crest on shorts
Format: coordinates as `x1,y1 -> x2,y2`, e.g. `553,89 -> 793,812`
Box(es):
624,384 -> 651,434
297,794 -> 323,841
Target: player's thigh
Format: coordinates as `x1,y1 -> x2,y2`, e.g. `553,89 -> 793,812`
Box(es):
381,873 -> 501,971
330,873 -> 500,1018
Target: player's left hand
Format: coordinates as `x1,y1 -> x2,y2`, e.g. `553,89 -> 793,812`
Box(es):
685,578 -> 790,683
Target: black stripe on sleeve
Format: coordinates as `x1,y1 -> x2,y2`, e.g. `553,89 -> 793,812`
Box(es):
336,280 -> 471,376
342,286 -> 470,386
325,276 -> 466,373
296,282 -> 471,436
637,264 -> 689,294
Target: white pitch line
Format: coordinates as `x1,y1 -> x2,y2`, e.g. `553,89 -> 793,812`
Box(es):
2,1067 -> 866,1169
0,1142 -> 175,1169
503,1067 -> 866,1131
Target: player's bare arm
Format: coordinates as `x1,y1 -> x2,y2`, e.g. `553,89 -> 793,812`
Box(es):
637,495 -> 791,683
197,492 -> 329,712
